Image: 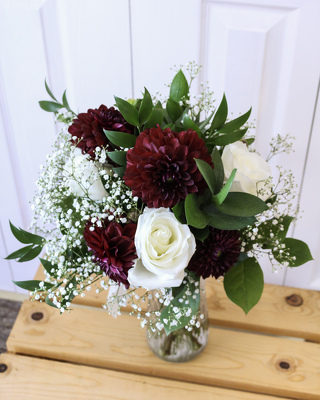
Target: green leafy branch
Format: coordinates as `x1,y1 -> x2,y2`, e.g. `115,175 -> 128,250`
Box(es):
39,79 -> 76,116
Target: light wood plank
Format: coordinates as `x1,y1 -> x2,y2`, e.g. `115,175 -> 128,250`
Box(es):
34,266 -> 320,341
7,300 -> 320,400
0,353 -> 290,400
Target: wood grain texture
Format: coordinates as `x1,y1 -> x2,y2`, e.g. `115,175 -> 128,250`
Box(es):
34,266 -> 320,341
0,353 -> 291,400
7,300 -> 320,400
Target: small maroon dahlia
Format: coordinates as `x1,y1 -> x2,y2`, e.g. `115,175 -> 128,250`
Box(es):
188,228 -> 241,279
68,105 -> 134,161
123,126 -> 214,208
83,221 -> 137,288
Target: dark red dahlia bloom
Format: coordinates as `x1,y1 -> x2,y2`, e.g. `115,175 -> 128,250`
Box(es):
83,221 -> 137,288
188,228 -> 241,279
68,105 -> 134,161
123,126 -> 214,208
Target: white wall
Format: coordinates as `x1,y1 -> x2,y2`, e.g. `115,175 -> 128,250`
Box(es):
1,0 -> 319,292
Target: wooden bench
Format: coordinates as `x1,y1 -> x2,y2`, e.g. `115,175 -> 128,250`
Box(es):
0,267 -> 319,399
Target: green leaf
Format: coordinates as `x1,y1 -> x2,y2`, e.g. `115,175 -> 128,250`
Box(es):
39,258 -> 59,277
213,168 -> 237,205
274,238 -> 313,267
190,226 -> 210,242
182,114 -> 202,136
144,102 -> 163,128
18,245 -> 42,262
185,194 -> 208,229
139,87 -> 153,125
39,101 -> 63,113
13,280 -> 54,292
5,245 -> 34,260
172,201 -> 186,224
169,70 -> 189,103
45,296 -> 58,309
211,148 -> 224,194
45,79 -> 58,102
217,108 -> 252,133
199,111 -> 215,131
195,159 -> 215,195
208,128 -> 247,146
107,151 -> 127,166
245,138 -> 255,145
216,192 -> 268,217
62,90 -> 72,112
160,273 -> 200,334
113,166 -> 126,178
278,216 -> 294,242
224,257 -> 264,314
166,98 -> 183,122
211,93 -> 228,131
114,96 -> 139,126
9,221 -> 44,245
205,205 -> 256,230
104,130 -> 136,148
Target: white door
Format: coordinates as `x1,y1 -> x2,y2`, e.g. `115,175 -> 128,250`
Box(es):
1,0 -> 319,292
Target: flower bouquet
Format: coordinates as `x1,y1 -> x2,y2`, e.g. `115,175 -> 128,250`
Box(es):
7,63 -> 312,362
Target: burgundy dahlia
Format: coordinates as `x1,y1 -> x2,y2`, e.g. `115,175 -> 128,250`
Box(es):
83,220 -> 137,288
68,105 -> 134,161
188,228 -> 241,279
123,126 -> 214,208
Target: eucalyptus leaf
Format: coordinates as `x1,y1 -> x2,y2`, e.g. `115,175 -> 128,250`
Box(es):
216,192 -> 268,217
39,101 -> 63,113
169,70 -> 189,103
185,194 -> 208,229
114,96 -> 139,126
190,226 -> 210,242
210,93 -> 228,131
205,205 -> 256,230
13,280 -> 54,292
172,201 -> 186,224
139,87 -> 153,125
104,130 -> 136,148
273,238 -> 313,267
224,257 -> 264,314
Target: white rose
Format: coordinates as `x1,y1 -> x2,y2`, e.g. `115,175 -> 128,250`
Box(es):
221,141 -> 272,199
128,207 -> 196,290
63,148 -> 110,201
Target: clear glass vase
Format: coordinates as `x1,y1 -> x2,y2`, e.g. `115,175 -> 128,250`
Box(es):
146,279 -> 209,362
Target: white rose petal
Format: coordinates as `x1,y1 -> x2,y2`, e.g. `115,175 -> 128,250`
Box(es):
128,207 -> 196,290
63,148 -> 110,201
221,141 -> 272,199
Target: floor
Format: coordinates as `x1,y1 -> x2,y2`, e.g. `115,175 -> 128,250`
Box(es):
0,299 -> 22,353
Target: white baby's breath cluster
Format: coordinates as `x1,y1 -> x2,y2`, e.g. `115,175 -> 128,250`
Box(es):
29,114 -> 140,311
